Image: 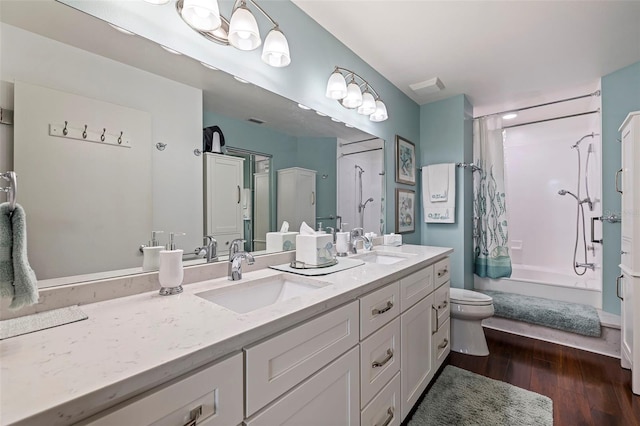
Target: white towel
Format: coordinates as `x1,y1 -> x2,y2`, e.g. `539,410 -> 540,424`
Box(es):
422,164 -> 455,223
426,164 -> 449,202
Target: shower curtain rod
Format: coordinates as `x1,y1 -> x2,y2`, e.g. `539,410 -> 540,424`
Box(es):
502,110 -> 600,129
340,147 -> 383,157
474,90 -> 601,120
339,137 -> 379,147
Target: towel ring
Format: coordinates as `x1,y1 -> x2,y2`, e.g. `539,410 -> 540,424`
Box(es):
101,128 -> 106,142
118,131 -> 123,145
63,121 -> 68,136
82,124 -> 88,139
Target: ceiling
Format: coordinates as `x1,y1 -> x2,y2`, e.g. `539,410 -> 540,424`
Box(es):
292,1 -> 640,112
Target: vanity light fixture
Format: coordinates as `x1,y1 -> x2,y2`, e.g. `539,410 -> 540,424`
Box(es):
169,0 -> 290,68
325,67 -> 389,122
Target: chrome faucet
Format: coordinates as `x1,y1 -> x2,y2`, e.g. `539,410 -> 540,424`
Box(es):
350,227 -> 372,254
196,236 -> 218,263
575,262 -> 596,271
228,239 -> 255,281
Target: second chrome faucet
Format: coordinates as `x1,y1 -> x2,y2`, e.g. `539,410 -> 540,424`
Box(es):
228,239 -> 255,281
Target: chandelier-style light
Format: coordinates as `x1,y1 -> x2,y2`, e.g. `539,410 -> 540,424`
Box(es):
145,0 -> 291,67
325,67 -> 388,122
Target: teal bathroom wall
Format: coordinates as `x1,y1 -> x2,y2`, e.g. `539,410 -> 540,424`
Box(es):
64,0 -> 421,243
601,60 -> 640,315
419,95 -> 474,288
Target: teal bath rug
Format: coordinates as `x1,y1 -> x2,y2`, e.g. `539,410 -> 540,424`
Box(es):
408,365 -> 552,426
480,290 -> 601,337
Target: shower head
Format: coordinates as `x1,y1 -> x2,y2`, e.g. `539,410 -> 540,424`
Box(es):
355,165 -> 364,174
571,132 -> 598,149
558,189 -> 580,202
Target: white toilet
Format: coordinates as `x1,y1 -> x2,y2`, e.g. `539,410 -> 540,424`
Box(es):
449,288 -> 494,356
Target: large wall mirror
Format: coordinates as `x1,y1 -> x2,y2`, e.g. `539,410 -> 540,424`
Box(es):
0,0 -> 386,288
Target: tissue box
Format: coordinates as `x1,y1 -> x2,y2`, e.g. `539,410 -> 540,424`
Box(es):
266,232 -> 299,253
296,234 -> 334,266
384,233 -> 402,246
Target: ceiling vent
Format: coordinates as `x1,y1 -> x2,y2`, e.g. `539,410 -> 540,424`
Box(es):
409,77 -> 445,96
247,117 -> 265,124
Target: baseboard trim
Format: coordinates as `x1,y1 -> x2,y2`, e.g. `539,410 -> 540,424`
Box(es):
482,316 -> 620,359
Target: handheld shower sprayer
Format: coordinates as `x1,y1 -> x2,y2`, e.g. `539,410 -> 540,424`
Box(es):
571,132 -> 598,149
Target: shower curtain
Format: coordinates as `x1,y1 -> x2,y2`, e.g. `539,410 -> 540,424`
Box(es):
473,116 -> 512,278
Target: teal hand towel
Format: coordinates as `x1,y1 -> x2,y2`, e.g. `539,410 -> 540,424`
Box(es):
0,203 -> 38,309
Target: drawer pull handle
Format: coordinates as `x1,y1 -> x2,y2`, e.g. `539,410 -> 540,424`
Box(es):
437,300 -> 449,310
184,405 -> 202,426
437,268 -> 448,278
372,301 -> 393,316
615,168 -> 623,194
372,348 -> 394,368
375,407 -> 395,426
432,305 -> 439,334
438,338 -> 449,350
617,274 -> 624,301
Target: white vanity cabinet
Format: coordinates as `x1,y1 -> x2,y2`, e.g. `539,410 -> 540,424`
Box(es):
204,153 -> 245,243
618,111 -> 640,395
277,167 -> 316,231
79,353 -> 243,426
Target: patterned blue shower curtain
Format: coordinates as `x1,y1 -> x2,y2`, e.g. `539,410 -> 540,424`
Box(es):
473,117 -> 512,279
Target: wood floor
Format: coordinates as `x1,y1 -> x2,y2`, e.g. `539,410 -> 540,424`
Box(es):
447,328 -> 640,426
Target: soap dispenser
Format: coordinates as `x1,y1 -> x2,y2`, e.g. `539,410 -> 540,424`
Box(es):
142,231 -> 164,272
336,223 -> 350,257
159,232 -> 185,296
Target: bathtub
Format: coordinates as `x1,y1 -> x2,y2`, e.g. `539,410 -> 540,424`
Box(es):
474,264 -> 602,309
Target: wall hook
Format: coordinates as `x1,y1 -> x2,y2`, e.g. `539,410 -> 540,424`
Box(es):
156,142 -> 167,151
82,124 -> 88,139
63,121 -> 68,136
193,148 -> 202,156
118,131 -> 123,145
100,128 -> 106,142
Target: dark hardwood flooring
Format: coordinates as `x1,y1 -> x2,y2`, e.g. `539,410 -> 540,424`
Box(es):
448,328 -> 640,426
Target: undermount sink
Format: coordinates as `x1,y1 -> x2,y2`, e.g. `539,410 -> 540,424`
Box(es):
354,251 -> 412,265
196,274 -> 330,314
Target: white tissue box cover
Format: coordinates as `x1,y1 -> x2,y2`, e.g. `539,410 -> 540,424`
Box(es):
384,234 -> 402,246
266,232 -> 299,253
296,234 -> 334,266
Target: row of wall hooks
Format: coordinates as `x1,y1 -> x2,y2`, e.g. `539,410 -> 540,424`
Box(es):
49,121 -> 131,148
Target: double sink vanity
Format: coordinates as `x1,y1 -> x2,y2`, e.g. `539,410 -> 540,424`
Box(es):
1,244 -> 452,426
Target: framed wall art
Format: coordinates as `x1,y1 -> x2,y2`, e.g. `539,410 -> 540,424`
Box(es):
396,188 -> 415,233
395,135 -> 416,185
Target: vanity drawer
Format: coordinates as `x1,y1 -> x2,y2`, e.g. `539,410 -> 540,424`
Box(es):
360,317 -> 401,408
434,258 -> 450,288
433,281 -> 450,328
361,372 -> 401,426
399,265 -> 434,312
360,281 -> 401,339
433,318 -> 450,370
245,301 -> 359,417
81,353 -> 243,426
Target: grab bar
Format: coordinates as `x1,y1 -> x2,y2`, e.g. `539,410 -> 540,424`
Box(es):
590,217 -> 603,244
0,171 -> 17,212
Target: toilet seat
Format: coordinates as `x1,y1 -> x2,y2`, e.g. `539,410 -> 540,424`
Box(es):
450,288 -> 493,306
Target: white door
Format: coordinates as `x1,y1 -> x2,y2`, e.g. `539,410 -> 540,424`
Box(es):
620,121 -> 634,242
205,154 -> 244,236
400,293 -> 434,421
298,169 -> 316,229
253,172 -> 270,251
245,347 -> 360,426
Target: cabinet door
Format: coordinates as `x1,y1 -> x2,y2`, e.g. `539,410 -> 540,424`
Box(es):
400,293 -> 434,421
245,347 -> 360,426
205,154 -> 244,236
298,169 -> 316,228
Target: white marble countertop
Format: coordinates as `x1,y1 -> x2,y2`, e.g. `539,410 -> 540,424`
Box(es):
0,244 -> 452,426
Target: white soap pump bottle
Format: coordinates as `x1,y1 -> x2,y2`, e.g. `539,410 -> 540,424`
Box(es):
159,232 -> 185,296
142,230 -> 164,272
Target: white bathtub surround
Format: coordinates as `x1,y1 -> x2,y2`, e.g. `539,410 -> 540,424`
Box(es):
473,116 -> 512,279
0,244 -> 452,425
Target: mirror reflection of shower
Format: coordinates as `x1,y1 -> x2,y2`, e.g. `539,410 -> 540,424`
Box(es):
337,138 -> 385,235
356,165 -> 375,229
558,132 -> 599,275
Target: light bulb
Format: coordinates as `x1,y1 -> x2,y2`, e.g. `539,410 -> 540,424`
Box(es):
182,0 -> 221,31
357,91 -> 376,115
341,81 -> 363,109
325,71 -> 347,100
262,28 -> 290,67
229,5 -> 261,51
370,100 -> 388,122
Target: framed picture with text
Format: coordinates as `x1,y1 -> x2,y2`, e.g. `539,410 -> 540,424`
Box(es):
396,188 -> 415,233
395,135 -> 416,185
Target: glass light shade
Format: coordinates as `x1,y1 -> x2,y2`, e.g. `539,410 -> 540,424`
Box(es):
370,100 -> 389,122
341,82 -> 363,109
182,0 -> 221,31
357,91 -> 376,115
325,71 -> 347,100
261,28 -> 290,67
228,6 -> 261,51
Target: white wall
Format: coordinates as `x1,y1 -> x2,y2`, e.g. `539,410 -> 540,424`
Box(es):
337,139 -> 384,234
0,23 -> 203,280
502,82 -> 602,285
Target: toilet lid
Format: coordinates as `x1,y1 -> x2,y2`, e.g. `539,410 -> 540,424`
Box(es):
449,288 -> 493,306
